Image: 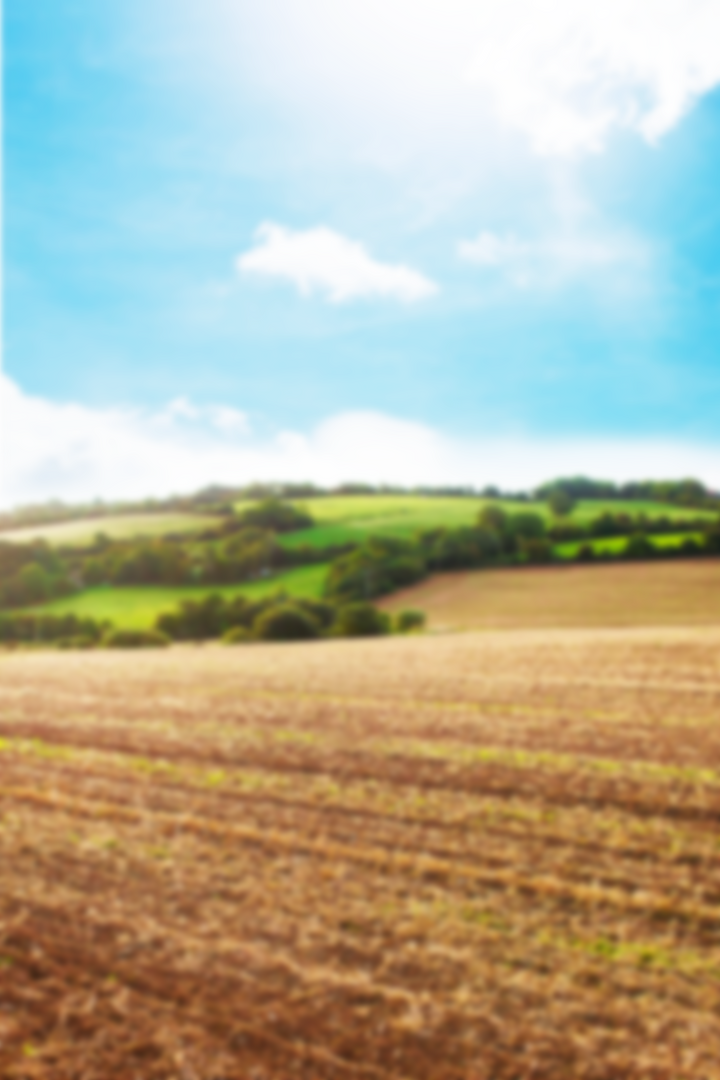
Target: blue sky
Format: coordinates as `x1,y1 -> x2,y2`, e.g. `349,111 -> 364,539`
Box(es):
4,0 -> 720,503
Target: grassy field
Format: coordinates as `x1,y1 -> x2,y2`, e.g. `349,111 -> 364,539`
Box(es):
555,530 -> 706,558
379,558 -> 720,630
1,496 -> 712,550
0,511 -> 217,546
2,628 -> 720,1076
25,564 -> 329,629
278,494 -> 716,548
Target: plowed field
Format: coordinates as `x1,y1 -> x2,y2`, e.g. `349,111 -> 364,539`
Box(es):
2,628 -> 720,1078
379,560 -> 720,631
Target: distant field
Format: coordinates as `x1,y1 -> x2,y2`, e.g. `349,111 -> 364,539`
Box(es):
2,497 -> 712,550
279,494 -> 715,548
555,531 -> 706,558
2,627 -> 720,1075
24,564 -> 329,629
379,558 -> 720,630
0,512 -> 216,546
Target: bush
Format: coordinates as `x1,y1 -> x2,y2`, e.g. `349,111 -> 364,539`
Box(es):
478,504 -> 508,533
0,612 -> 106,644
253,603 -> 320,642
394,609 -> 426,633
704,528 -> 720,554
56,635 -> 96,650
520,538 -> 554,564
156,593 -> 228,640
222,625 -> 253,645
507,512 -> 547,540
325,538 -> 426,602
237,499 -> 313,533
623,534 -> 656,560
334,603 -> 390,637
295,598 -> 338,631
547,488 -> 576,518
102,628 -> 170,648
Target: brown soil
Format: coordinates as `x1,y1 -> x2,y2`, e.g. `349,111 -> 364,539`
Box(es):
379,558 -> 720,630
1,629 -> 720,1078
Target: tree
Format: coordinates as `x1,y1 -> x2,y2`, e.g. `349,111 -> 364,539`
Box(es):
237,499 -> 313,533
478,504 -> 508,533
547,488 -> 576,518
623,534 -> 656,559
395,609 -> 426,633
506,511 -> 546,539
333,603 -> 389,637
17,562 -> 52,603
254,603 -> 320,641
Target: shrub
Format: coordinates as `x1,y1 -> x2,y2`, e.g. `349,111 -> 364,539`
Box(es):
478,504 -> 508,533
547,488 -> 576,518
334,603 -> 390,637
222,625 -> 253,645
704,528 -> 720,554
156,593 -> 227,640
295,598 -> 338,631
253,604 -> 320,642
507,511 -> 547,540
395,609 -> 426,633
102,628 -> 170,648
237,499 -> 313,533
623,534 -> 656,560
325,538 -> 426,603
0,612 -> 106,644
520,538 -> 554,564
56,635 -> 96,650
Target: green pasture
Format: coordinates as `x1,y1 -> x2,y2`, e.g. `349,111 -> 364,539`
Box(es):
0,512 -> 216,547
3,495 -> 713,552
23,564 -> 329,630
555,532 -> 706,559
277,495 -> 715,549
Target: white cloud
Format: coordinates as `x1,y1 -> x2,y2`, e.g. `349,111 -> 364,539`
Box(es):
458,229 -> 649,287
159,397 -> 250,434
3,374 -> 720,508
185,0 -> 720,158
237,223 -> 437,303
466,0 -> 720,154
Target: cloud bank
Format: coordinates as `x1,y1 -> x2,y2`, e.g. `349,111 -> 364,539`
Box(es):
466,0 -> 720,154
237,224 -> 437,303
194,0 -> 720,157
3,375 -> 720,508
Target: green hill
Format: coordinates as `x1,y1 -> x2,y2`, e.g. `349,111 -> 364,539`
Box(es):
0,512 -> 217,546
22,564 -> 328,630
276,494 -> 716,549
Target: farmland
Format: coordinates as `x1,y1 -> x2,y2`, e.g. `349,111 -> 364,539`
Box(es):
555,532 -> 706,559
2,628 -> 720,1077
24,564 -> 329,629
278,495 -> 716,549
380,559 -> 720,631
17,556 -> 720,634
2,495 -> 712,549
0,512 -> 216,546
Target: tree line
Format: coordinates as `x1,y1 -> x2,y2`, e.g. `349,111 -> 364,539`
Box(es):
323,506 -> 720,603
1,496 -> 719,613
2,474 -> 717,535
0,595 -> 424,648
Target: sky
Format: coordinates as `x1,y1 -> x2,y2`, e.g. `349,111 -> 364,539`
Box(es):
3,0 -> 720,505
